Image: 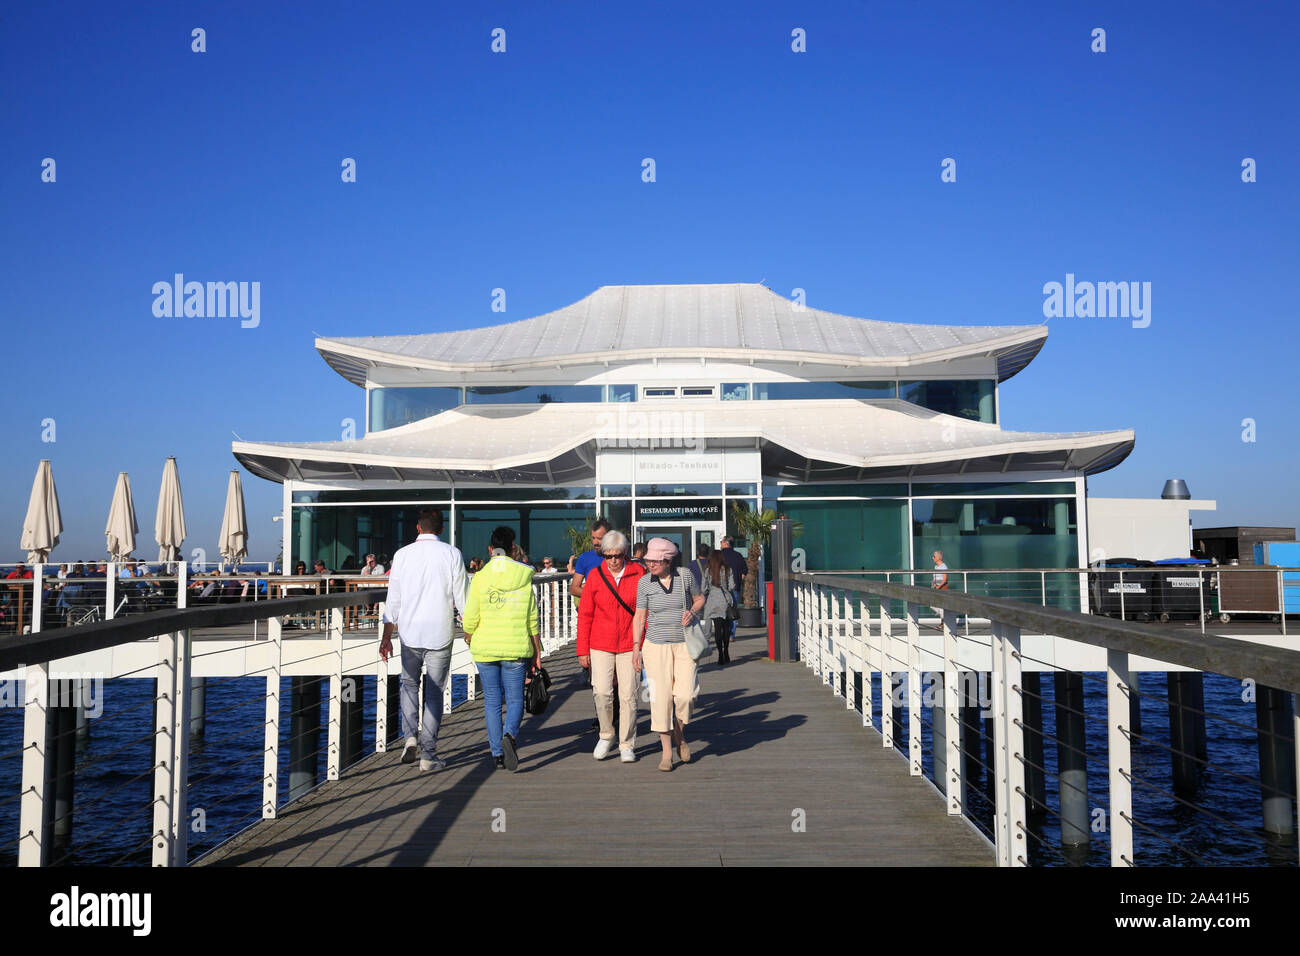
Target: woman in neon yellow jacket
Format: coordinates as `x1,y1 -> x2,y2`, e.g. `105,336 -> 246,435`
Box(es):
462,526 -> 542,772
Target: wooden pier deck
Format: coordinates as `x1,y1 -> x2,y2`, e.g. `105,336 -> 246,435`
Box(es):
199,630 -> 993,866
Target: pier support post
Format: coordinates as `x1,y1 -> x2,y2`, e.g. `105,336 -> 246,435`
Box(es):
289,676 -> 322,802
1168,672 -> 1202,794
340,676 -> 364,771
932,672 -> 947,795
1022,671 -> 1047,817
74,678 -> 90,749
1054,671 -> 1090,849
961,674 -> 983,788
1256,685 -> 1296,838
387,674 -> 401,747
190,677 -> 206,741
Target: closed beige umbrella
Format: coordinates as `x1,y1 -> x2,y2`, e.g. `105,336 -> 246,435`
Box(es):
218,470 -> 248,570
20,459 -> 63,564
155,457 -> 187,562
105,472 -> 139,562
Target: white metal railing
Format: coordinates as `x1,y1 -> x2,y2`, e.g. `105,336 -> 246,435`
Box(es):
811,566 -> 1300,635
4,570 -> 576,867
789,572 -> 1300,868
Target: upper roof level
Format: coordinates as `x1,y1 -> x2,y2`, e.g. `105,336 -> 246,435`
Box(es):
315,283 -> 1048,386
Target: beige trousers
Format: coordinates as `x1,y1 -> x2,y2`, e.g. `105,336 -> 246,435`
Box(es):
641,640 -> 697,733
591,649 -> 637,748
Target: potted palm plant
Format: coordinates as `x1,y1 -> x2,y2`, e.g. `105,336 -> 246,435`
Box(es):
730,501 -> 777,627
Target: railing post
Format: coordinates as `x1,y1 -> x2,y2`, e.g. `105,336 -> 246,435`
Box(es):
991,622 -> 1026,866
1107,648 -> 1134,866
152,625 -> 191,866
18,660 -> 50,866
816,585 -> 828,687
943,609 -> 963,816
327,607 -> 343,781
879,599 -> 893,750
264,615 -> 282,818
375,600 -> 389,753
907,602 -> 922,776
800,583 -> 812,668
106,563 -> 116,620
860,598 -> 873,730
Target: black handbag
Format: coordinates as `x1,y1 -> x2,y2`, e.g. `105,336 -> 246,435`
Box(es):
524,663 -> 552,715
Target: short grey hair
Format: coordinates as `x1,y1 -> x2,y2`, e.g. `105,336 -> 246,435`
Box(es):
601,530 -> 629,555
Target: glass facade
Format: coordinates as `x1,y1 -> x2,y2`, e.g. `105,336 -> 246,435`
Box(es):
899,379 -> 995,423
368,387 -> 462,432
292,500 -> 597,571
606,384 -> 637,403
779,499 -> 910,570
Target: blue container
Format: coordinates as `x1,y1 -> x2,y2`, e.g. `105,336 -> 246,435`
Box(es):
1253,542 -> 1300,613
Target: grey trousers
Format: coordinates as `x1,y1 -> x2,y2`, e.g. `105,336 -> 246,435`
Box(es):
400,643 -> 453,760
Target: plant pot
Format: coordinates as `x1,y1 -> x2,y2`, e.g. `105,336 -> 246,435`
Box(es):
738,606 -> 765,628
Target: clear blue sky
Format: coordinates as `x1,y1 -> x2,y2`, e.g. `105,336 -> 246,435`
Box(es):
3,0 -> 1297,562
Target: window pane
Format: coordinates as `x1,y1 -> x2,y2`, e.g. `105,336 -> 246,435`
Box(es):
911,481 -> 1075,496
369,387 -> 461,432
644,387 -> 676,398
681,386 -> 715,397
635,483 -> 723,497
724,483 -> 758,496
465,384 -> 603,404
753,381 -> 896,400
454,502 -> 596,568
912,497 -> 1079,608
453,486 -> 595,501
899,380 -> 995,422
721,383 -> 750,401
606,384 -> 638,403
599,485 -> 632,498
774,483 -> 909,498
778,500 -> 910,570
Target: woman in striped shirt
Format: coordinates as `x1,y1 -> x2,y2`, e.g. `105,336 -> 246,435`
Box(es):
632,538 -> 707,771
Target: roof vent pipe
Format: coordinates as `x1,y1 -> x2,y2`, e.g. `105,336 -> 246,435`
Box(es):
1161,479 -> 1191,500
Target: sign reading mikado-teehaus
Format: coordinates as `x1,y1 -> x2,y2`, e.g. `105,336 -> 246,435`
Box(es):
636,499 -> 723,522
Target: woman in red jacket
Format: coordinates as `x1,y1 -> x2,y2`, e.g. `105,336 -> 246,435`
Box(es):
576,530 -> 644,762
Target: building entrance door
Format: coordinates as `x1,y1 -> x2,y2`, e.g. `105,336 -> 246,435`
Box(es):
636,523 -> 725,570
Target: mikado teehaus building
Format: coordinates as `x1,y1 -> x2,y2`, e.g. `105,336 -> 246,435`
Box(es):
233,283 -> 1134,606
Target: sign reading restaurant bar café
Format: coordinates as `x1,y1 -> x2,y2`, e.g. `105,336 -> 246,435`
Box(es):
635,499 -> 723,522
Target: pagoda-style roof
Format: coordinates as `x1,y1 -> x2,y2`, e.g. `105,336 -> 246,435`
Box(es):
233,399 -> 1132,485
315,283 -> 1047,385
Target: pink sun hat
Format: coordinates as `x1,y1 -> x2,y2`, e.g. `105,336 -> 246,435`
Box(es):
643,537 -> 679,562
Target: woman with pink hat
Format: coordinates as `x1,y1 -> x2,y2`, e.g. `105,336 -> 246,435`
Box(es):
632,537 -> 708,771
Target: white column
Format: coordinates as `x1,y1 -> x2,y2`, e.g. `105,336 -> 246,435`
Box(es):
18,661 -> 49,866
375,600 -> 389,753
907,602 -> 922,775
327,607 -> 343,780
944,610 -> 963,816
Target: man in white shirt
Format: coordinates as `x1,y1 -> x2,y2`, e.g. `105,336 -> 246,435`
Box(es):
380,510 -> 468,771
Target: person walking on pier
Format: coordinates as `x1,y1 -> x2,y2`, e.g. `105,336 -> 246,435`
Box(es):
576,530 -> 644,763
701,550 -> 736,666
380,509 -> 468,772
462,526 -> 542,772
633,538 -> 706,772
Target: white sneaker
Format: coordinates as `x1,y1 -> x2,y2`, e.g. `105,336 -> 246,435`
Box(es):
593,738 -> 614,760
619,747 -> 637,763
401,737 -> 418,764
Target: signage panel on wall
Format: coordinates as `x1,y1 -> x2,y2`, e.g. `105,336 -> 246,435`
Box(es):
635,499 -> 723,522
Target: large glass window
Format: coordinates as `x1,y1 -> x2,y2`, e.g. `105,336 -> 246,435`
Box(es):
776,500 -> 910,570
606,384 -> 637,403
753,381 -> 896,400
635,483 -> 723,497
899,380 -> 995,423
465,385 -> 603,404
721,383 -> 750,401
912,497 -> 1079,607
369,387 -> 461,432
292,505 -> 434,571
456,502 -> 596,567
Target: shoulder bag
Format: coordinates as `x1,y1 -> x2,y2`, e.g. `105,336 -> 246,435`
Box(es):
680,569 -> 712,661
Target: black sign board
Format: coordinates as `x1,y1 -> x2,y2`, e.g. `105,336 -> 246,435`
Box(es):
635,499 -> 723,522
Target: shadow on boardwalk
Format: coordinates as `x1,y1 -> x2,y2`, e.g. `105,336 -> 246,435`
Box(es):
199,630 -> 992,866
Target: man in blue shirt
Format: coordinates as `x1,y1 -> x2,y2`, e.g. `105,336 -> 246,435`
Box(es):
569,518 -> 611,603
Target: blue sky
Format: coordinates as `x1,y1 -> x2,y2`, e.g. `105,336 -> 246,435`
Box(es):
3,0 -> 1297,562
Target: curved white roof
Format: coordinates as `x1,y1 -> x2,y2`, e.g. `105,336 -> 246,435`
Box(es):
316,284 -> 1047,385
233,399 -> 1132,485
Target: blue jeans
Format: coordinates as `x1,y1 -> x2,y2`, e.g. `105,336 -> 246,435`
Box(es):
475,658 -> 529,757
400,643 -> 452,761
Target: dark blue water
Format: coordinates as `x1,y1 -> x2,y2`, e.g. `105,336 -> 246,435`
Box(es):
0,674 -> 467,866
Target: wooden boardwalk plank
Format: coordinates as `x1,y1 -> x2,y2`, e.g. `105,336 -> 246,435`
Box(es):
199,630 -> 992,867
